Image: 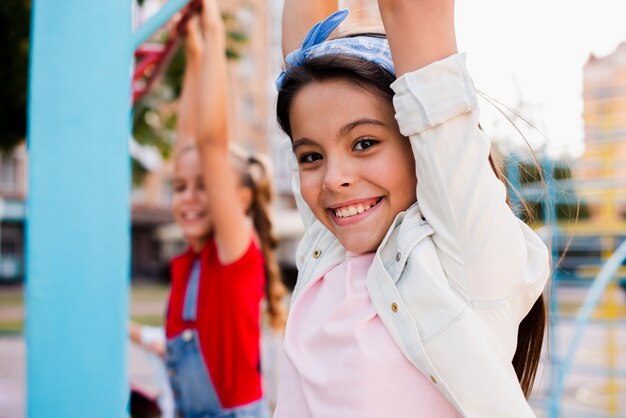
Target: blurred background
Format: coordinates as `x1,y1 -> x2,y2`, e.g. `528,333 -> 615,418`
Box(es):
2,0 -> 626,417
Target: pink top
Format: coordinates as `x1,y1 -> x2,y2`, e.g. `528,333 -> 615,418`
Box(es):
274,252 -> 461,418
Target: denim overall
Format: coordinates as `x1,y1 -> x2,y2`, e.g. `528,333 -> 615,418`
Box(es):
166,260 -> 269,418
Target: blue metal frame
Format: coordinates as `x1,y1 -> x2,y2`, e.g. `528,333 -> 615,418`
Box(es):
507,157 -> 626,417
548,239 -> 626,417
132,0 -> 191,50
27,1 -> 133,416
26,0 -> 190,416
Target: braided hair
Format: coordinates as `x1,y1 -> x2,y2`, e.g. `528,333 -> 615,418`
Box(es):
232,149 -> 288,331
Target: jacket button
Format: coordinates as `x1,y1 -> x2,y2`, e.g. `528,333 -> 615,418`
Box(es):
168,368 -> 175,377
391,302 -> 398,313
182,329 -> 193,342
430,375 -> 437,384
395,252 -> 401,262
313,249 -> 322,258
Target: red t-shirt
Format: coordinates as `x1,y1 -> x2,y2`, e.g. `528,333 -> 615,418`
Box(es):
165,239 -> 265,407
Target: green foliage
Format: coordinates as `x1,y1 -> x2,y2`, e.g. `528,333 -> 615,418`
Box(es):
225,30 -> 249,59
519,201 -> 542,224
513,160 -> 590,222
164,45 -> 186,98
0,0 -> 30,151
133,99 -> 177,158
557,202 -> 589,221
132,158 -> 149,186
518,162 -> 573,184
553,165 -> 572,181
520,201 -> 589,224
132,9 -> 250,170
224,11 -> 250,60
518,162 -> 542,184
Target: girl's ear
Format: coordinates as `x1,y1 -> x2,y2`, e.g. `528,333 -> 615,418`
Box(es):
239,185 -> 254,213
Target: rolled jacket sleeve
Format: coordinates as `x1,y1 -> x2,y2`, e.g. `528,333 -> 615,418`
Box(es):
391,54 -> 478,136
391,53 -> 549,325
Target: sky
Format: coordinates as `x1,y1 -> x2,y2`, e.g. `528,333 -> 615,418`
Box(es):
454,0 -> 626,158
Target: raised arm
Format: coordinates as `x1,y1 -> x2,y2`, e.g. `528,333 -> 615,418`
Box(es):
377,0 -> 457,76
174,17 -> 204,147
378,0 -> 548,308
282,0 -> 337,57
193,0 -> 253,263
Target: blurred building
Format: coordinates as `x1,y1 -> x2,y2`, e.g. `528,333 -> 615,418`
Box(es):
0,143 -> 27,282
578,42 -> 626,225
130,141 -> 176,281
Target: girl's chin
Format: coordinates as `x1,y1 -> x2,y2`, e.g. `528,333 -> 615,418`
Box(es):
338,236 -> 381,254
187,237 -> 208,251
184,230 -> 212,246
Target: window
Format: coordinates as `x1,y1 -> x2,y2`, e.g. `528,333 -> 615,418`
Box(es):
0,154 -> 18,193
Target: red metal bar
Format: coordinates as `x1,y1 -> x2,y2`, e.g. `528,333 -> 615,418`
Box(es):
132,0 -> 202,104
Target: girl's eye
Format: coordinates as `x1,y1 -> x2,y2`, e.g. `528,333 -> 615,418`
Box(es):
173,183 -> 185,193
299,152 -> 322,164
353,138 -> 378,151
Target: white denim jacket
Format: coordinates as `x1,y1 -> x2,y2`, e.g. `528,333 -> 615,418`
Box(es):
284,53 -> 550,418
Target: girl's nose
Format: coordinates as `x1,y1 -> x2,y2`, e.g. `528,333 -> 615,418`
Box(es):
182,186 -> 197,202
322,158 -> 353,191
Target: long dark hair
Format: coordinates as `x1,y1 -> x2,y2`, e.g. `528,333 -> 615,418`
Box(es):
276,52 -> 546,397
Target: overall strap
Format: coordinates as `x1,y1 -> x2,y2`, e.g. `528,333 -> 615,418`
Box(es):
182,258 -> 201,321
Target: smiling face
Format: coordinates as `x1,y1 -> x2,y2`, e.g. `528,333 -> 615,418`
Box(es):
171,148 -> 213,252
290,78 -> 417,254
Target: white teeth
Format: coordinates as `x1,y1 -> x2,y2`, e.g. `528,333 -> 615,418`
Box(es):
184,211 -> 203,220
334,202 -> 376,218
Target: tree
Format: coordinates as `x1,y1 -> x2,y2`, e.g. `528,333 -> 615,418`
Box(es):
0,0 -> 30,151
0,0 -> 249,156
131,8 -> 249,185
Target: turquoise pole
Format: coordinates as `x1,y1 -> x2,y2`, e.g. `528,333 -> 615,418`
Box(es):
543,159 -> 561,418
27,1 -> 132,416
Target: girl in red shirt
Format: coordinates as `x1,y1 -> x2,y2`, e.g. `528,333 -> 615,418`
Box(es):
164,1 -> 286,416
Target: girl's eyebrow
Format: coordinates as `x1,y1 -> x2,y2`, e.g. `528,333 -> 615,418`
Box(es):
292,137 -> 317,152
293,118 -> 387,152
340,118 -> 386,136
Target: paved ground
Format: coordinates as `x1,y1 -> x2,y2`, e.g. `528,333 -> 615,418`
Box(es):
0,284 -> 284,418
2,284 -> 626,417
0,336 -> 24,418
0,284 -> 170,418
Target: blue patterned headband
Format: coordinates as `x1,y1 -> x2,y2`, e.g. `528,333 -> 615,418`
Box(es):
275,9 -> 395,90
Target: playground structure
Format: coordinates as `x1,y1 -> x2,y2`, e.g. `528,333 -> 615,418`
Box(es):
510,149 -> 626,416
26,1 -> 626,417
27,1 -> 195,416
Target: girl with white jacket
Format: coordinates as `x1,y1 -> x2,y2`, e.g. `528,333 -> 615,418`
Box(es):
273,1 -> 550,417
